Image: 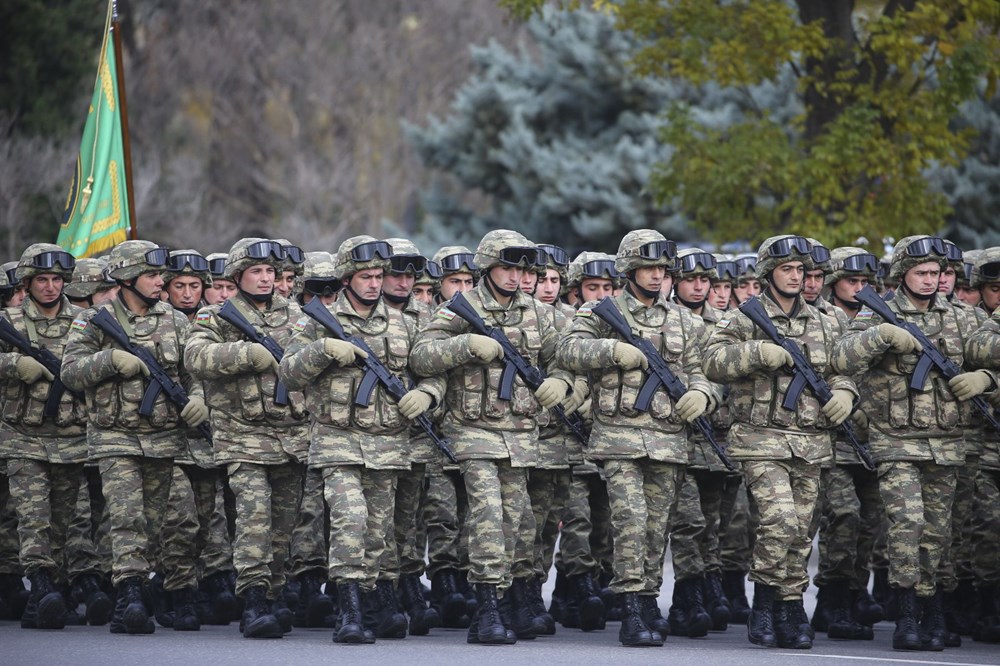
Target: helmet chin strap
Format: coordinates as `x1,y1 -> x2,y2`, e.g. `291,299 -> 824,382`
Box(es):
674,291 -> 706,311
832,293 -> 862,311
239,288 -> 272,305
173,304 -> 199,316
28,292 -> 62,309
121,281 -> 160,308
484,271 -> 517,298
346,282 -> 379,307
626,272 -> 659,300
902,282 -> 935,302
382,291 -> 410,305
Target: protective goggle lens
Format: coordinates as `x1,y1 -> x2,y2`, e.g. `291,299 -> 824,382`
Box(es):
389,255 -> 427,275
29,251 -> 76,271
245,241 -> 284,261
304,279 -> 340,296
282,245 -> 305,264
941,240 -> 962,262
637,240 -> 677,261
424,260 -> 443,279
144,248 -> 171,267
810,245 -> 831,264
581,260 -> 619,279
715,261 -> 737,280
497,246 -> 542,267
841,253 -> 879,273
208,258 -> 227,276
439,253 -> 476,273
904,237 -> 948,259
537,244 -> 570,267
680,252 -> 716,273
167,253 -> 209,272
349,241 -> 393,262
980,261 -> 1000,282
735,257 -> 757,274
766,236 -> 811,258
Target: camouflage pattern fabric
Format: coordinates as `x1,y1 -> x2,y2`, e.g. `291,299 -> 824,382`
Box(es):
971,468 -> 1000,584
323,466 -> 396,589
460,459 -> 527,587
391,462 -> 427,578
65,466 -> 110,580
288,467 -> 328,578
0,464 -> 21,576
936,454 -> 979,591
718,475 -> 753,573
423,469 -> 466,577
559,471 -> 611,577
512,479 -> 538,582
198,479 -> 234,577
160,465 -> 217,591
670,469 -> 727,581
527,468 -> 570,580
813,464 -> 881,589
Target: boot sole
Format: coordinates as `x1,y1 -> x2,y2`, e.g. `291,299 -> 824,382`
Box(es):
36,593 -> 67,629
579,597 -> 605,632
86,593 -> 113,626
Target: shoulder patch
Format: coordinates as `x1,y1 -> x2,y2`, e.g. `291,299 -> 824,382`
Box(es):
855,308 -> 873,321
436,307 -> 456,321
575,306 -> 592,318
71,318 -> 88,331
195,312 -> 212,323
716,319 -> 731,329
293,317 -> 308,332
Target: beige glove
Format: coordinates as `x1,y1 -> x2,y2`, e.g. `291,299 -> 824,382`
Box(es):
949,370 -> 993,401
877,323 -> 921,354
467,334 -> 504,364
180,396 -> 209,427
561,378 -> 589,415
247,343 -> 279,373
822,389 -> 855,426
535,378 -> 569,409
398,389 -> 433,419
14,356 -> 54,384
759,342 -> 794,370
612,342 -> 648,371
577,398 -> 592,421
322,339 -> 369,366
111,350 -> 150,379
675,389 -> 709,423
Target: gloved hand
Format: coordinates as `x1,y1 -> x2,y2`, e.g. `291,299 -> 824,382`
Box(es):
247,343 -> 278,373
759,342 -> 794,370
675,390 -> 709,423
822,389 -> 855,426
949,370 -> 993,401
111,350 -> 150,379
466,334 -> 504,364
612,342 -> 648,371
535,378 -> 569,409
321,339 -> 368,366
877,323 -> 921,354
180,396 -> 209,427
561,378 -> 589,415
578,398 -> 592,421
398,389 -> 433,419
14,356 -> 54,384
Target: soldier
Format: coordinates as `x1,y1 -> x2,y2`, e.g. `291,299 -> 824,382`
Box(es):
203,253 -> 238,305
185,238 -> 308,639
411,261 -> 439,305
831,235 -> 996,651
62,240 -> 209,634
704,235 -> 857,650
280,235 -> 442,644
730,257 -> 760,306
802,240 -> 832,307
955,250 -> 983,308
63,257 -> 119,309
2,261 -> 27,308
708,257 -> 736,311
273,239 -> 305,300
412,230 -> 573,645
558,230 -> 717,647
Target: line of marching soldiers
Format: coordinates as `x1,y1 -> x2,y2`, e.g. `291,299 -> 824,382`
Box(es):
0,229 -> 999,651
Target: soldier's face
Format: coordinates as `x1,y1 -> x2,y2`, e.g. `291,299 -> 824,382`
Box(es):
579,278 -> 613,302
676,275 -> 710,304
167,276 -> 203,309
412,284 -> 434,304
439,273 -> 474,300
634,266 -> 666,295
239,264 -> 275,296
519,271 -> 538,294
28,274 -> 64,304
275,270 -> 296,298
802,269 -> 825,302
7,284 -> 26,307
347,269 -> 384,302
383,272 -> 415,299
133,271 -> 164,300
657,273 -> 673,296
982,283 -> 1000,313
204,279 -> 237,304
732,278 -> 760,305
489,265 -> 524,294
535,269 -> 561,305
708,281 -> 731,310
937,266 -> 957,295
833,275 -> 868,304
770,262 -> 804,295
955,285 -> 981,307
903,262 -> 941,297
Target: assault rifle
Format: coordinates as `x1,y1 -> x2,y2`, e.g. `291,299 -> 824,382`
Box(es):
446,292 -> 588,446
89,309 -> 213,443
589,297 -> 735,471
738,296 -> 875,470
854,285 -> 1000,431
301,298 -> 457,464
0,317 -> 81,417
217,300 -> 289,406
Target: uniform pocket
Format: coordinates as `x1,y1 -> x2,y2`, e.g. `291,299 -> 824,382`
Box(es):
750,376 -> 774,427
596,369 -> 621,417
460,369 -> 485,420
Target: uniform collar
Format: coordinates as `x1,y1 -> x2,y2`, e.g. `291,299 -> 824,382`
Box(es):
332,289 -> 388,323
476,281 -> 528,313
761,289 -> 809,320
623,286 -> 667,314
22,294 -> 73,321
893,289 -> 948,314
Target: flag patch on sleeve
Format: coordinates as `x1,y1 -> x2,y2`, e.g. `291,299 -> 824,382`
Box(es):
293,317 -> 308,332
716,319 -> 731,329
436,307 -> 456,321
195,312 -> 212,323
71,318 -> 88,331
855,308 -> 873,321
575,307 -> 592,318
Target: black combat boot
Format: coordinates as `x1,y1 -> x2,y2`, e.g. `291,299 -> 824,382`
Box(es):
399,573 -> 440,636
943,581 -> 974,640
148,573 -> 173,628
431,568 -> 468,628
61,584 -> 84,626
293,569 -> 334,628
240,585 -> 282,639
703,571 -> 731,630
270,595 -> 293,634
507,577 -> 545,638
827,587 -> 873,640
682,577 -> 712,637
333,581 -> 366,643
527,576 -> 555,635
372,580 -> 407,639
619,593 -> 660,647
747,583 -> 777,647
723,570 -> 751,624
918,590 -> 946,651
172,587 -> 201,631
201,570 -> 237,625
0,573 -> 29,621
22,569 -> 66,629
639,595 -> 668,643
973,585 -> 1000,643
599,569 -> 621,621
892,587 -> 922,650
852,586 -> 885,627
467,583 -> 507,645
72,573 -> 112,626
570,573 -> 606,632
775,599 -> 812,649
548,568 -> 567,623
110,576 -> 154,635
811,585 -> 831,633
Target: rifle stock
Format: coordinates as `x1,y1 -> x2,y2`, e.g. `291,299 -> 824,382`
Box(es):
217,301 -> 290,406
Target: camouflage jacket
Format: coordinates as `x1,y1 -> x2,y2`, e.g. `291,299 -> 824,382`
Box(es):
397,296 -> 442,466
703,292 -> 856,463
553,300 -> 593,468
281,292 -> 445,470
410,282 -> 571,466
185,292 -> 307,465
535,301 -> 578,470
557,290 -> 717,463
965,307 -> 1000,470
0,296 -> 87,462
831,290 -> 985,465
820,299 -> 873,467
682,301 -> 732,472
62,296 -> 195,460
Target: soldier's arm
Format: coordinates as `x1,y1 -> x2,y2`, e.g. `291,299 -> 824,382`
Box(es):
278,318 -> 335,391
402,322 -> 447,407
175,312 -> 204,399
538,304 -> 574,387
702,312 -> 771,382
60,309 -> 118,391
680,309 -> 720,410
554,303 -> 617,373
829,310 -> 891,375
409,309 -> 476,377
967,315 -> 1000,370
184,308 -> 261,380
0,311 -> 20,379
820,315 -> 860,399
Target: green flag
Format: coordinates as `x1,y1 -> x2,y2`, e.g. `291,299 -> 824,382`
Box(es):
58,2 -> 132,258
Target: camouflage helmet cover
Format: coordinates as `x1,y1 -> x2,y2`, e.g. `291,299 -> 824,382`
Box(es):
889,235 -> 947,283
673,247 -> 718,280
106,240 -> 165,281
615,229 -> 674,275
164,249 -> 212,287
432,245 -> 476,275
755,234 -> 814,281
567,251 -> 618,288
806,237 -> 833,274
334,234 -> 392,280
226,237 -> 283,280
972,247 -> 1000,288
63,257 -> 115,298
15,242 -> 76,282
825,246 -> 879,287
474,229 -> 535,271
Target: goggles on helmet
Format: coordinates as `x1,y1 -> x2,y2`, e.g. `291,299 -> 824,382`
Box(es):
439,253 -> 476,273
208,257 -> 227,277
537,244 -> 570,267
167,253 -> 209,273
810,244 -> 831,264
903,237 -> 949,259
349,241 -> 393,262
766,236 -> 811,258
841,253 -> 879,273
26,251 -> 76,272
581,260 -> 619,279
715,261 -> 738,281
282,245 -> 305,264
304,279 -> 340,296
389,255 -> 427,275
424,260 -> 443,280
243,240 -> 285,261
635,240 -> 677,261
980,261 -> 1000,283
497,246 -> 543,268
679,252 -> 716,273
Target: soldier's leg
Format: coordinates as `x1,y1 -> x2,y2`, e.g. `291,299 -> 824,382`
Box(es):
324,465 -> 367,585
199,478 -> 234,577
526,468 -> 555,579
395,463 -> 427,578
971,469 -> 1000,587
669,474 -> 706,585
915,462 -> 958,598
814,464 -> 862,588
588,474 -> 614,579
511,470 -> 540,583
227,462 -> 278,597
66,474 -> 100,582
742,460 -> 797,595
559,470 -> 598,578
938,455 -> 978,593
535,470 -> 569,580
423,469 -> 461,578
600,460 -> 647,594
695,470 -> 727,576
265,462 -> 304,599
720,475 -> 752,572
99,456 -> 155,586
8,459 -> 57,579
642,461 -> 684,595
878,461 -> 925,592
361,469 -> 397,590
160,466 -> 200,593
289,467 -> 328,579
784,459 -> 821,600
0,462 -> 22,577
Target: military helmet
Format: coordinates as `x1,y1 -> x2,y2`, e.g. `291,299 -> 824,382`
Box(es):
615,229 -> 676,275
383,238 -> 428,276
673,247 -> 718,280
755,235 -> 814,281
567,251 -> 619,288
15,243 -> 76,282
0,261 -> 10,297
433,246 -> 476,276
713,253 -> 739,284
106,240 -> 170,281
537,244 -> 570,280
63,257 -> 115,299
205,252 -> 231,282
888,235 -> 950,283
164,249 -> 212,287
941,238 -> 964,274
334,235 -> 392,280
960,249 -> 984,287
972,247 -> 1000,288
273,238 -> 305,276
825,247 -> 880,286
474,229 -> 540,272
806,238 -> 832,274
299,251 -> 340,296
225,238 -> 285,280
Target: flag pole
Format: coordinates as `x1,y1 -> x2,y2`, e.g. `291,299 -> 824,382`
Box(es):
111,0 -> 137,241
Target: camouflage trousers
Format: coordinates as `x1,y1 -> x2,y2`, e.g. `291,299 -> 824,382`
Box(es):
600,458 -> 683,595
228,461 -> 304,598
814,464 -> 881,589
424,469 -> 469,577
971,467 -> 1000,584
388,462 -> 426,579
558,469 -> 612,578
527,468 -> 570,581
6,458 -> 84,582
99,456 -> 173,587
289,467 -> 328,578
323,466 -> 396,589
744,458 -> 820,600
670,469 -> 728,583
160,465 -> 218,591
199,479 -> 234,577
937,454 -> 979,591
719,473 -> 753,573
878,460 -> 957,597
66,466 -> 110,580
461,459 -> 528,588
512,473 -> 539,582
0,460 -> 21,576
